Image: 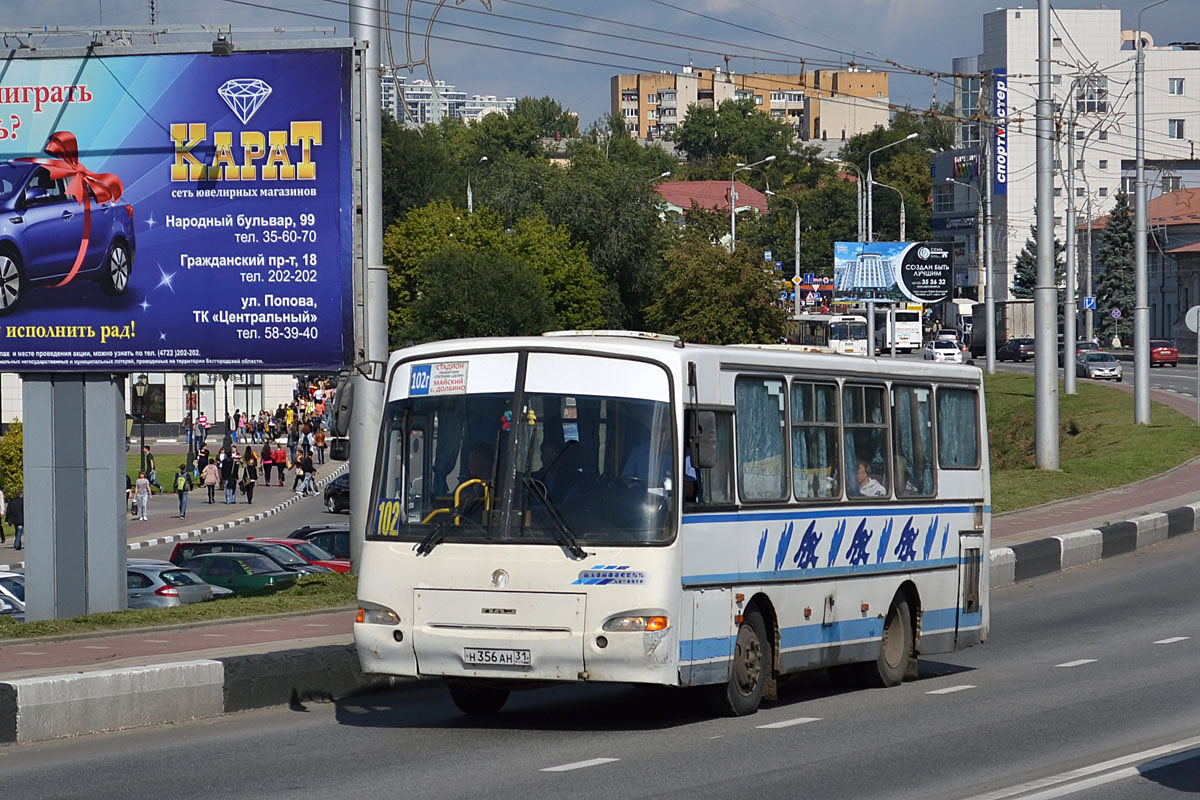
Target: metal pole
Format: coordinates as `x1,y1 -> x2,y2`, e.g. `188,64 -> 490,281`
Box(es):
139,414 -> 146,473
866,162 -> 874,244
1085,200 -> 1094,343
730,171 -> 737,252
793,205 -> 800,319
984,75 -> 997,374
1064,114 -> 1077,394
1134,2 -> 1167,425
1035,0 -> 1059,469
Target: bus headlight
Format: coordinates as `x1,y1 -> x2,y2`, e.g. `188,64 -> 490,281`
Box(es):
356,602 -> 400,626
603,614 -> 669,632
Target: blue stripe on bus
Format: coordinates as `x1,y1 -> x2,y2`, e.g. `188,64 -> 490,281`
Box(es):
682,505 -> 977,525
681,556 -> 960,587
678,606 -> 982,662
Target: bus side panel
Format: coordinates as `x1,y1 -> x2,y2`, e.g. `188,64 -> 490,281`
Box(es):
679,588 -> 733,686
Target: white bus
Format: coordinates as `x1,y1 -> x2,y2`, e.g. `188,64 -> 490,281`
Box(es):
785,313 -> 869,355
876,307 -> 924,354
355,331 -> 990,716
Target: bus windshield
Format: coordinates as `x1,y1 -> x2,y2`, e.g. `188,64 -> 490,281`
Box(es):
830,321 -> 867,342
374,371 -> 678,548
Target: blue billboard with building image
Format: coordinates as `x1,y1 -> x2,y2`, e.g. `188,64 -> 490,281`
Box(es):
833,241 -> 952,304
0,45 -> 354,371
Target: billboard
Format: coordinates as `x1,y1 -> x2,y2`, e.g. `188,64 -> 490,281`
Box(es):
0,46 -> 353,371
833,242 -> 952,304
993,68 -> 1008,196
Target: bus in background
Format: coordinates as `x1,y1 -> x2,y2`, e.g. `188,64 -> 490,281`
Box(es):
875,306 -> 924,354
785,313 -> 869,355
354,331 -> 990,717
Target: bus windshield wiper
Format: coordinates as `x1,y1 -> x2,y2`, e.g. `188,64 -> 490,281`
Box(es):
522,476 -> 588,560
414,493 -> 487,556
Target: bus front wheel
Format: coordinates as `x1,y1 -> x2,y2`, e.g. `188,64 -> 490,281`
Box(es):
448,682 -> 510,715
710,609 -> 772,716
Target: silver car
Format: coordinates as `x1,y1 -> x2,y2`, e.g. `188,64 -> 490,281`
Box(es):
127,558 -> 228,609
1076,351 -> 1123,381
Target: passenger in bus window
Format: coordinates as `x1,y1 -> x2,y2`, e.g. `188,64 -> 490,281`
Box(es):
855,460 -> 887,497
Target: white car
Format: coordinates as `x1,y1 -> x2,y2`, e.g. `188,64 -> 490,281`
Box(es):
923,339 -> 964,363
0,569 -> 25,620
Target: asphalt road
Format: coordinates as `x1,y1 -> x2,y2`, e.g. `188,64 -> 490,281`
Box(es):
4,530 -> 1200,798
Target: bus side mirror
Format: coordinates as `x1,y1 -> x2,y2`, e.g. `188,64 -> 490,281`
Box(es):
692,410 -> 717,469
331,376 -> 354,437
329,437 -> 351,461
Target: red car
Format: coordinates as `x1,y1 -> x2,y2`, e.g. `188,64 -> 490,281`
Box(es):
249,538 -> 351,574
1150,339 -> 1178,367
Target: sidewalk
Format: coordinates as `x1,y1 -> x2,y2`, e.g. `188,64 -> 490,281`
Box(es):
4,383 -> 1200,743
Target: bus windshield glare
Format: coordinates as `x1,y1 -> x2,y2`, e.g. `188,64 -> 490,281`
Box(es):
373,385 -> 679,548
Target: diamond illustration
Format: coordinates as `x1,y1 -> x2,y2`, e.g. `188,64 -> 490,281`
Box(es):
217,78 -> 273,124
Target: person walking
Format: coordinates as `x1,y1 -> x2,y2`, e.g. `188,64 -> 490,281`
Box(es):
260,442 -> 274,486
241,449 -> 259,503
314,426 -> 326,465
220,447 -> 236,504
273,444 -> 288,486
174,463 -> 193,519
135,471 -> 151,520
296,449 -> 317,496
8,490 -> 24,551
143,445 -> 162,492
202,459 -> 220,504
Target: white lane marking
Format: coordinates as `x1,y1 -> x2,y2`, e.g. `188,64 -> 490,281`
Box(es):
1055,659 -> 1097,668
1154,636 -> 1189,644
81,646 -> 112,650
254,629 -> 279,633
926,684 -> 976,695
757,716 -> 822,729
15,651 -> 47,656
200,633 -> 228,638
964,732 -> 1200,800
143,639 -> 171,643
541,757 -> 619,773
303,623 -> 330,628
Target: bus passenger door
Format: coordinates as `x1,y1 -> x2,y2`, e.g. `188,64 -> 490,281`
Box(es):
956,532 -> 984,648
682,588 -> 733,686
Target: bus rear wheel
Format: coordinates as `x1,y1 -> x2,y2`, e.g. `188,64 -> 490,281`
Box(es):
447,682 -> 510,715
864,597 -> 913,688
709,609 -> 771,716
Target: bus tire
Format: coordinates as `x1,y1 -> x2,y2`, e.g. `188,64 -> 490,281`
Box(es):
447,682 -> 509,715
865,597 -> 912,688
710,609 -> 771,716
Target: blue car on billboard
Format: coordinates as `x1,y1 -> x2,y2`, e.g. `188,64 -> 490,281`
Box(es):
0,160 -> 135,314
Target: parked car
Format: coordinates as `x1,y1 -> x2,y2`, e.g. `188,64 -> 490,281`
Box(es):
1150,339 -> 1179,367
0,569 -> 25,619
0,160 -> 135,314
182,553 -> 297,594
289,523 -> 350,559
1076,351 -> 1123,381
168,539 -> 333,576
923,339 -> 964,363
324,472 -> 350,514
249,538 -> 351,574
996,338 -> 1035,362
126,558 -> 219,609
1059,340 -> 1100,366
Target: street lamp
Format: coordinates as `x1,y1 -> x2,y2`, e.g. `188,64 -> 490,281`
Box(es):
730,155 -> 776,251
467,155 -> 488,214
824,158 -> 865,242
651,170 -> 671,182
184,372 -> 200,468
134,373 -> 149,473
866,132 -> 918,243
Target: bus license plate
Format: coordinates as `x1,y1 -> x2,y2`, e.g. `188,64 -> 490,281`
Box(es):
463,647 -> 531,666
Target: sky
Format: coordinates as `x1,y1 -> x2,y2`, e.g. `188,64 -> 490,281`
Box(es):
0,0 -> 1191,128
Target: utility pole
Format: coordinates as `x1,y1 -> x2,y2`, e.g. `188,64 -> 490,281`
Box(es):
1035,0 -> 1059,469
983,84 -> 997,375
1064,113 -> 1078,395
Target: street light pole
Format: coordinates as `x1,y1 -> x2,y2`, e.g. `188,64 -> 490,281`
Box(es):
467,155 -> 488,214
1134,0 -> 1169,424
134,374 -> 149,473
184,372 -> 199,470
730,155 -> 776,252
865,132 -> 918,244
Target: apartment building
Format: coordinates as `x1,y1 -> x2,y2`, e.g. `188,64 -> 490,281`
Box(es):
611,66 -> 888,143
381,69 -> 517,127
942,7 -> 1200,337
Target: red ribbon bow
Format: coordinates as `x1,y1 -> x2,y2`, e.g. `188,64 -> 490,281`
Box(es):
17,131 -> 124,286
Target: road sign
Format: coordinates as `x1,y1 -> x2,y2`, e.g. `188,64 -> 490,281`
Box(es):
764,250 -> 773,261
1111,308 -> 1122,320
1185,305 -> 1200,333
804,272 -> 815,284
1083,296 -> 1096,310
791,276 -> 802,285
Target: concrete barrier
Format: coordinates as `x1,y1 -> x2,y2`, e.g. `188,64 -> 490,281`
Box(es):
1055,529 -> 1103,571
990,547 -> 1016,588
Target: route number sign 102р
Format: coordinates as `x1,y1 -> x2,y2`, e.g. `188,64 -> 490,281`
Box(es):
0,44 -> 354,371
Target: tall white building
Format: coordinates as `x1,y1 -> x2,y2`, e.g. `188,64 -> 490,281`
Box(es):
951,7 -> 1200,336
380,70 -> 517,127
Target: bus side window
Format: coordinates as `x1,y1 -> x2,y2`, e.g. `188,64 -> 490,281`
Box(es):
937,388 -> 980,468
843,383 -> 890,498
689,411 -> 734,506
892,385 -> 934,496
734,376 -> 788,502
791,380 -> 840,499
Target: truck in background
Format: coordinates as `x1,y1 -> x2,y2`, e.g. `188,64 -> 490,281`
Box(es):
970,299 -> 1035,357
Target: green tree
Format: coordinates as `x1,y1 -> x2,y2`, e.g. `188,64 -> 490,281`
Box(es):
645,233 -> 787,344
511,96 -> 578,139
0,420 -> 22,495
1011,226 -> 1065,300
1095,189 -> 1136,342
407,247 -> 555,342
670,99 -> 794,165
